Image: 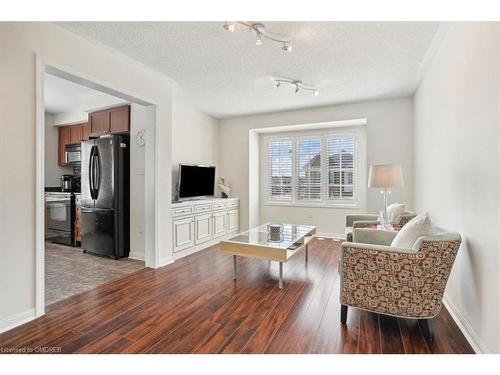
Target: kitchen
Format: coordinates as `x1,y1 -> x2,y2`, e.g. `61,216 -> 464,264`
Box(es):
44,74 -> 146,305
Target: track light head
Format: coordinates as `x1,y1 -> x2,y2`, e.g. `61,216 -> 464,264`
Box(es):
274,81 -> 281,88
282,42 -> 292,53
313,90 -> 319,96
255,32 -> 263,46
223,22 -> 235,32
294,85 -> 299,94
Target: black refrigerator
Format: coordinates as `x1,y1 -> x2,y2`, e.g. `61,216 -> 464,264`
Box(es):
81,135 -> 129,259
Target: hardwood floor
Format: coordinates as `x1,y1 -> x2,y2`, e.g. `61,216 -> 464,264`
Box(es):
0,238 -> 474,354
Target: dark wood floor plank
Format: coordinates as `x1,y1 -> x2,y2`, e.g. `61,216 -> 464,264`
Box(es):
358,311 -> 382,354
0,239 -> 474,354
379,314 -> 405,354
425,308 -> 474,354
398,318 -> 429,354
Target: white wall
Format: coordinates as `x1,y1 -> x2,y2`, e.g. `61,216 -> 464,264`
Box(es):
0,22 -> 173,329
414,23 -> 499,353
44,113 -> 73,187
218,97 -> 414,234
171,100 -> 219,199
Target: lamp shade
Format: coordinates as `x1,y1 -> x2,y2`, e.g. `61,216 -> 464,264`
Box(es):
368,164 -> 404,188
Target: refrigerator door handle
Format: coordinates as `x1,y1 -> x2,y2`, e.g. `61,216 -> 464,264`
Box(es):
95,148 -> 101,199
89,146 -> 95,200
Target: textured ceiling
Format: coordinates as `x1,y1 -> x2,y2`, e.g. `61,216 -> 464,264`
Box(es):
58,22 -> 440,118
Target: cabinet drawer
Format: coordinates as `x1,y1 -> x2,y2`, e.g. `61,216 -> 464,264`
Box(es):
194,204 -> 211,213
172,206 -> 194,217
227,200 -> 239,209
211,201 -> 226,211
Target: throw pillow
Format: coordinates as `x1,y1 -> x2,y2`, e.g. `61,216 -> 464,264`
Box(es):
386,203 -> 405,222
391,213 -> 434,248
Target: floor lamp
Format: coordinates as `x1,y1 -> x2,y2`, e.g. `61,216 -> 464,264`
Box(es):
368,164 -> 404,227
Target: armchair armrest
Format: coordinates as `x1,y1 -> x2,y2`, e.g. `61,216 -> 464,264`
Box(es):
345,214 -> 378,227
352,228 -> 398,246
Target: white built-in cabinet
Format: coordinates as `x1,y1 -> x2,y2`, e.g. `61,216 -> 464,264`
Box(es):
172,198 -> 239,255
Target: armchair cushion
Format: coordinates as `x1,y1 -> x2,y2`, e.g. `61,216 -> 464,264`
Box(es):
345,214 -> 378,227
352,228 -> 398,246
391,213 -> 434,248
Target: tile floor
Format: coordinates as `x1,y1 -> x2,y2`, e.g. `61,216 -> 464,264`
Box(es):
45,242 -> 144,305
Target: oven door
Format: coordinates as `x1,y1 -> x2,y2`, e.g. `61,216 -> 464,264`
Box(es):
46,198 -> 71,232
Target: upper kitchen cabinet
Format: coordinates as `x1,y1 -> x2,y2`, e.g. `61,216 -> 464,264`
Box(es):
89,110 -> 110,136
58,126 -> 70,166
110,106 -> 130,133
81,122 -> 90,141
69,124 -> 82,144
89,105 -> 130,137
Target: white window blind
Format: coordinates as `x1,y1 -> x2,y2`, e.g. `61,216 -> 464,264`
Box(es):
327,136 -> 356,201
268,140 -> 293,201
266,133 -> 358,206
296,138 -> 322,201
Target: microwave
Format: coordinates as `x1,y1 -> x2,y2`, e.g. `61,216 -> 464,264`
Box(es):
64,143 -> 81,165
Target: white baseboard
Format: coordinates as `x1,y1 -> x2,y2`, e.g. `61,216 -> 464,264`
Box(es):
158,257 -> 174,268
0,308 -> 36,334
128,251 -> 145,261
443,294 -> 486,354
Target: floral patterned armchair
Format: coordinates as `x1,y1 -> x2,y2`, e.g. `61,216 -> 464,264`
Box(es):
339,227 -> 461,340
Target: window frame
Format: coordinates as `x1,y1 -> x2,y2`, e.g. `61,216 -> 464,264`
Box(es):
264,131 -> 360,209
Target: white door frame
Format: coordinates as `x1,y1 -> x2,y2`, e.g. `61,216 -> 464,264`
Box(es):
35,55 -> 161,317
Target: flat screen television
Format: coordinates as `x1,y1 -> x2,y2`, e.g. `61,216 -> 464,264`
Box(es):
177,164 -> 216,199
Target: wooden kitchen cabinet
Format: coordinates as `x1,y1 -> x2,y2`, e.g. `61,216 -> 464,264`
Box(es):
89,110 -> 110,136
74,195 -> 82,245
89,105 -> 130,137
58,126 -> 70,166
110,106 -> 130,133
69,125 -> 82,144
81,122 -> 90,141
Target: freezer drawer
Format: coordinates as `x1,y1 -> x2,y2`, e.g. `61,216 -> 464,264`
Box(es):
81,208 -> 117,258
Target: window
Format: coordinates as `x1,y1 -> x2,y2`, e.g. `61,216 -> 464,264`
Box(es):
266,133 -> 357,206
296,138 -> 322,201
327,137 -> 355,201
268,140 -> 293,201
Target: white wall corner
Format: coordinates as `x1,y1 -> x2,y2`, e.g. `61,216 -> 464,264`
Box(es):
0,308 -> 36,335
443,294 -> 487,354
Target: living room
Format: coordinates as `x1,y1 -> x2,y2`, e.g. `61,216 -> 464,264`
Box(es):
0,1 -> 499,372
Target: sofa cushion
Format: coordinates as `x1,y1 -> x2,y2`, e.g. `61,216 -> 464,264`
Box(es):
391,213 -> 434,248
387,203 -> 405,222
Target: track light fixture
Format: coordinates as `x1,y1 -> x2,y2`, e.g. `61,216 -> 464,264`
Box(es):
274,79 -> 319,96
223,21 -> 292,53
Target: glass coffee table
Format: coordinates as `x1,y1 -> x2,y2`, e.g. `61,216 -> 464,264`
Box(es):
219,223 -> 316,289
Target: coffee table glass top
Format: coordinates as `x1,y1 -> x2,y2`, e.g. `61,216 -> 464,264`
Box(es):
226,223 -> 315,250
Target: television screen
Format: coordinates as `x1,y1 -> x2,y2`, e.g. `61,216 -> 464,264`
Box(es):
178,164 -> 216,199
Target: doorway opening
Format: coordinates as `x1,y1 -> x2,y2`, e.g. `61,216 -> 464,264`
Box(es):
36,59 -> 159,315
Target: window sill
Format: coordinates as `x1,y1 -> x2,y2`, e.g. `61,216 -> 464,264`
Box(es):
264,201 -> 359,209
